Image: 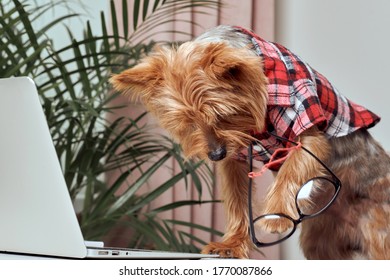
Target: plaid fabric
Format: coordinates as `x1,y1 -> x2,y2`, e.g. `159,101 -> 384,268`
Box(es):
234,27 -> 380,164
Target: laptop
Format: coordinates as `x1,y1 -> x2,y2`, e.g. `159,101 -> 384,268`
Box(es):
0,77 -> 219,259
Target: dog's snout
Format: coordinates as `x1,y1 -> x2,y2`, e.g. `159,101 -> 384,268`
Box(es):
208,146 -> 227,161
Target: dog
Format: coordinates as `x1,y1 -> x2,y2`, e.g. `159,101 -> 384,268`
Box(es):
110,25 -> 390,259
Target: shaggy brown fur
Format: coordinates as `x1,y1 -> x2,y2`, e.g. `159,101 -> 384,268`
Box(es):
300,130 -> 390,259
110,26 -> 390,259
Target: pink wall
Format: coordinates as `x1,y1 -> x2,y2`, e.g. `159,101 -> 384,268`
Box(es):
109,0 -> 279,259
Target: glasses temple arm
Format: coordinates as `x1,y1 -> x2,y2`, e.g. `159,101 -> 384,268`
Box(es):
247,144 -> 258,244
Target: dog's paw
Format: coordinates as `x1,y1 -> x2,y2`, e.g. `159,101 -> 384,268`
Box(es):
257,215 -> 293,234
260,180 -> 299,234
201,241 -> 248,259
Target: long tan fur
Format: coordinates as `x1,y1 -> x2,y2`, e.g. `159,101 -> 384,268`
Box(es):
110,26 -> 390,259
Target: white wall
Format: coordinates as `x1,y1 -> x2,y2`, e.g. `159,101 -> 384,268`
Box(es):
32,0 -> 108,47
275,0 -> 390,259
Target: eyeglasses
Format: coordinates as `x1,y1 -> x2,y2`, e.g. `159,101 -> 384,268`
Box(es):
247,132 -> 341,247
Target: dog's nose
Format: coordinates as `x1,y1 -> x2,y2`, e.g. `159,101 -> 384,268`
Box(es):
208,147 -> 227,161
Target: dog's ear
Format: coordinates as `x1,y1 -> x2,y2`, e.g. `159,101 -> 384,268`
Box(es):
201,43 -> 253,81
109,51 -> 164,100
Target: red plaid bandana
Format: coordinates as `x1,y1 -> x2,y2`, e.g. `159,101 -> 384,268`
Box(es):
235,27 -> 380,164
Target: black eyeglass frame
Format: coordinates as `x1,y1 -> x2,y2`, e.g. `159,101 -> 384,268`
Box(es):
248,132 -> 342,248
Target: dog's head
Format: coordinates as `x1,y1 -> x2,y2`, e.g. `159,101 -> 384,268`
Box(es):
110,42 -> 268,161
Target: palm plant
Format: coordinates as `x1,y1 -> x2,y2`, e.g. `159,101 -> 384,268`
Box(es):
0,0 -> 222,252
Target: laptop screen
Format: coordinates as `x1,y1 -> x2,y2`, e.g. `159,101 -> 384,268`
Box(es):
0,77 -> 87,258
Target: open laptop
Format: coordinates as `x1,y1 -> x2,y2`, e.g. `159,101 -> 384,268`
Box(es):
0,77 -> 219,259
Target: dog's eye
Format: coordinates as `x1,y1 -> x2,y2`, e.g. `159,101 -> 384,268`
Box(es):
187,123 -> 198,133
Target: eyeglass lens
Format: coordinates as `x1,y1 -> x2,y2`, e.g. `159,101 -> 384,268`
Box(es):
252,178 -> 336,245
296,177 -> 336,216
253,214 -> 295,245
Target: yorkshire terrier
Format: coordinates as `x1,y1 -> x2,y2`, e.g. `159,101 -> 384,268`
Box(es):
110,25 -> 390,259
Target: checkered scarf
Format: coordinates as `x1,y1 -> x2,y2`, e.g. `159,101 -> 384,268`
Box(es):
235,27 -> 380,163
